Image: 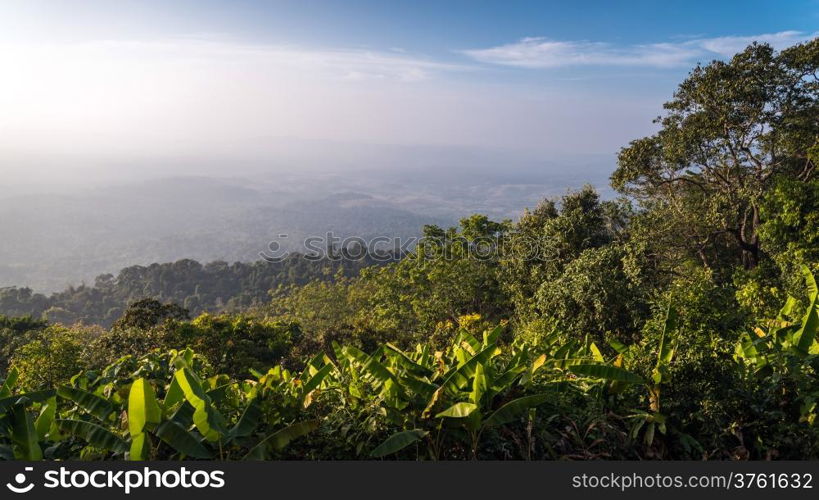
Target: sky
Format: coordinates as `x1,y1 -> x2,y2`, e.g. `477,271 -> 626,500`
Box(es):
0,0 -> 817,186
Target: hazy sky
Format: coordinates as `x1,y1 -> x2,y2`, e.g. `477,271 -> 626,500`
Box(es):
1,0 -> 817,186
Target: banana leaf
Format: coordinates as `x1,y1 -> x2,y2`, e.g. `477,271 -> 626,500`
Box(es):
370,429 -> 428,457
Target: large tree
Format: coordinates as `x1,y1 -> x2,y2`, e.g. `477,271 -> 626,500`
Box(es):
612,39 -> 818,271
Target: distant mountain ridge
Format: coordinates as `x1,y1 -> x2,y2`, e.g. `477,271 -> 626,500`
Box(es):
0,176 -> 453,292
0,252 -> 391,327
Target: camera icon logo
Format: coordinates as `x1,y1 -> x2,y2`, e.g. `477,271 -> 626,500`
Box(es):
6,467 -> 34,494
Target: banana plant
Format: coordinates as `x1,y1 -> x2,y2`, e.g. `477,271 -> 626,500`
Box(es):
568,303 -> 679,446
359,326 -> 560,459
55,349 -> 320,460
734,266 -> 819,424
735,266 -> 819,367
0,367 -> 56,460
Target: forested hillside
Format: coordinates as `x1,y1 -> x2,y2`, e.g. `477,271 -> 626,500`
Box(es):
0,39 -> 816,460
0,252 -> 391,327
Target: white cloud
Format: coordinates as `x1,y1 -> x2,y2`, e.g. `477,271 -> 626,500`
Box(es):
1,35 -> 659,181
0,37 -> 473,158
462,31 -> 818,68
0,37 -> 463,83
694,31 -> 815,56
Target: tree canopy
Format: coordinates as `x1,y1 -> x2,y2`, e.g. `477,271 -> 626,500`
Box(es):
612,39 -> 819,271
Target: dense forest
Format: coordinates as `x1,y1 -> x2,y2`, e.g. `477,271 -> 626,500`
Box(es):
0,39 -> 817,460
0,252 -> 392,327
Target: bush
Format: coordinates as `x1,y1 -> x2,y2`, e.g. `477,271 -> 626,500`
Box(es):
11,325 -> 98,390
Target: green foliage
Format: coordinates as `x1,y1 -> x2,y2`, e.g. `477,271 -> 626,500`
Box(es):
612,39 -> 819,271
0,266 -> 815,460
535,245 -> 647,343
0,315 -> 47,373
500,187 -> 650,344
355,216 -> 512,344
113,299 -> 190,330
0,254 -> 388,328
85,313 -> 299,377
11,326 -> 94,390
0,348 -> 323,460
268,216 -> 513,352
369,429 -> 428,457
180,314 -> 298,377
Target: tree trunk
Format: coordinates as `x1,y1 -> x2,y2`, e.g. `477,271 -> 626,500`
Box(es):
738,204 -> 760,270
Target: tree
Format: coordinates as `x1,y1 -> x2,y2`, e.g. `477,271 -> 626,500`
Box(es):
0,315 -> 47,372
500,186 -> 638,333
11,325 -> 94,390
113,298 -> 189,330
759,176 -> 819,275
612,39 -> 819,271
535,244 -> 648,343
355,216 -> 512,344
177,313 -> 299,376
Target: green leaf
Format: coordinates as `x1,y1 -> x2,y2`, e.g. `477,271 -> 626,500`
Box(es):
589,342 -> 605,362
458,331 -> 482,353
779,295 -> 800,321
170,401 -> 195,427
383,343 -> 433,375
243,420 -> 320,460
608,339 -> 629,354
484,392 -> 554,428
494,365 -> 527,391
441,344 -> 497,392
10,405 -> 42,460
657,303 -> 679,365
397,374 -> 437,399
303,352 -> 326,373
205,384 -> 230,404
0,390 -> 56,413
343,345 -> 372,365
229,400 -> 261,438
57,386 -> 114,422
34,397 -> 57,440
128,378 -> 162,437
57,419 -> 127,453
435,402 -> 478,419
155,420 -> 212,459
483,325 -> 503,347
640,421 -> 654,445
174,368 -> 225,441
163,376 -> 185,409
351,348 -> 401,386
793,303 -> 819,355
129,432 -> 150,461
470,363 -> 487,405
370,429 -> 428,457
569,364 -> 644,384
804,265 -> 818,301
793,268 -> 819,355
301,363 -> 333,395
174,368 -> 209,407
0,367 -> 19,398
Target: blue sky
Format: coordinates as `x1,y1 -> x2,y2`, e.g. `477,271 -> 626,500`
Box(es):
1,0 -> 817,184
8,0 -> 817,48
